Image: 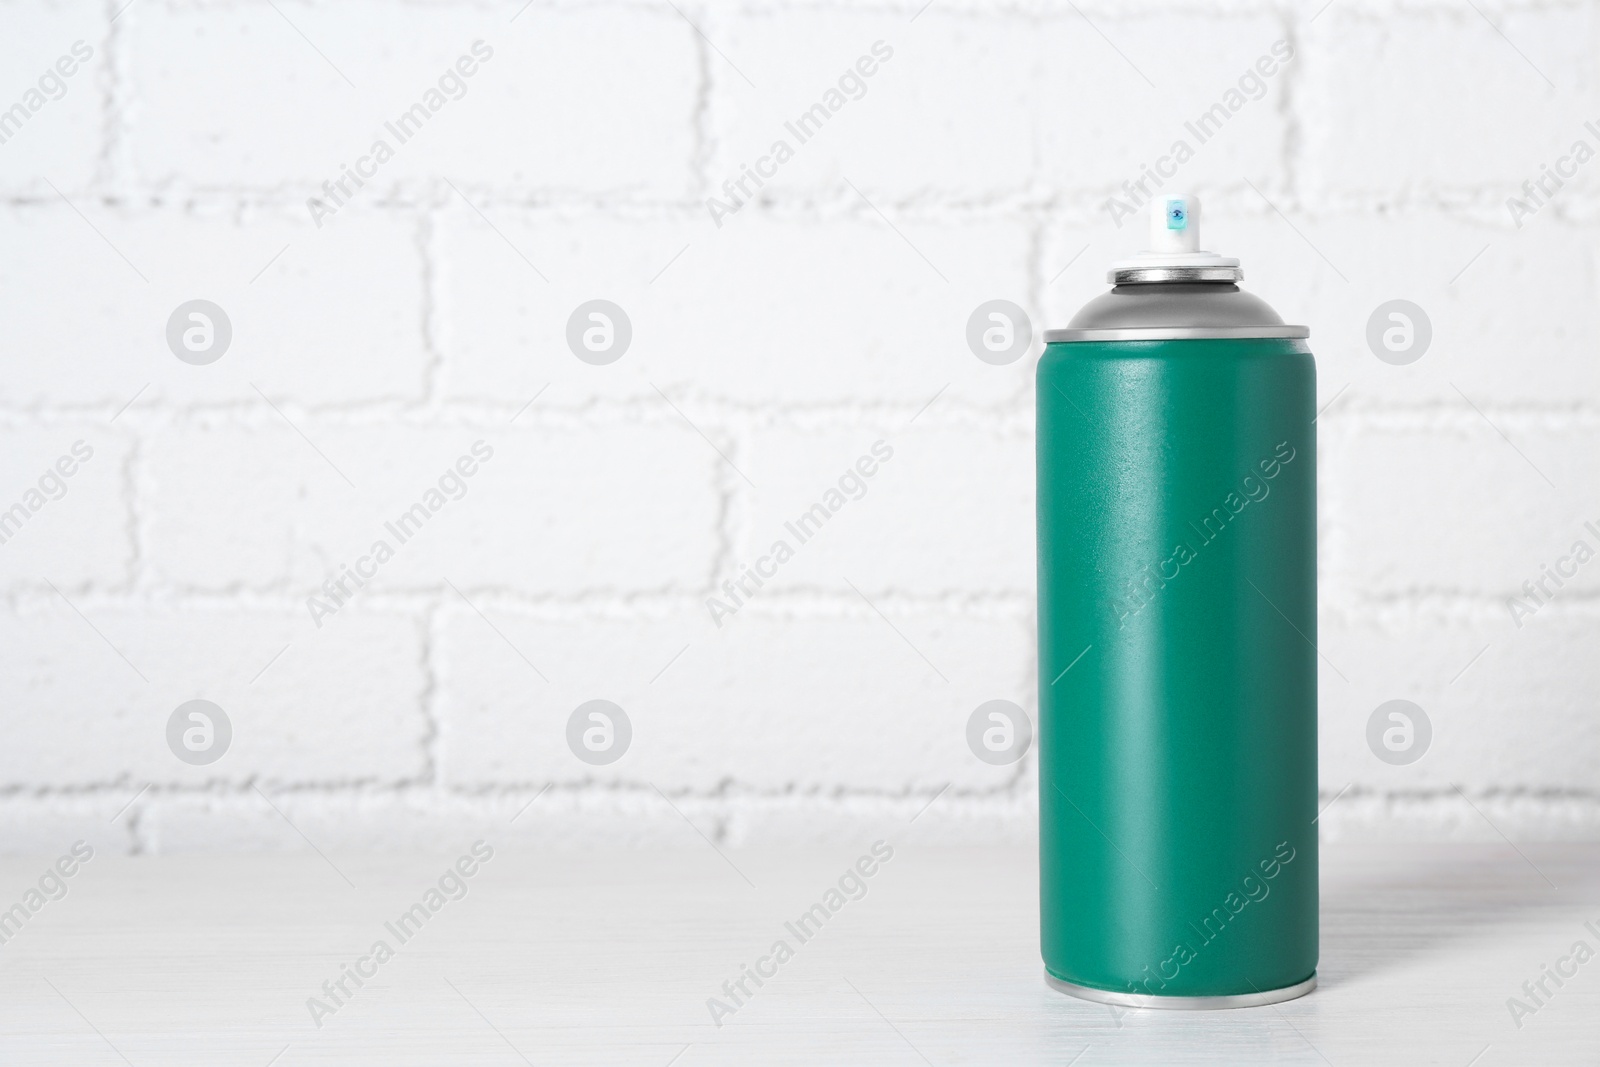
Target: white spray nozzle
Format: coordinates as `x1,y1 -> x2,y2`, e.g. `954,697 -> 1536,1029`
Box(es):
1149,194 -> 1201,255
1108,191 -> 1239,279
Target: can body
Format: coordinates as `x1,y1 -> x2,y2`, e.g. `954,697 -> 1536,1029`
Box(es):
1037,336 -> 1317,1000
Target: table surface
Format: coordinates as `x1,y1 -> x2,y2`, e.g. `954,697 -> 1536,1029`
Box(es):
1,841 -> 1596,1065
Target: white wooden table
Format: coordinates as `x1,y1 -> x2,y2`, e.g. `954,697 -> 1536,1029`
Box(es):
1,842 -> 1596,1065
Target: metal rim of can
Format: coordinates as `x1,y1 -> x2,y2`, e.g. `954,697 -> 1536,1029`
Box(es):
1044,970 -> 1317,1010
1108,265 -> 1244,284
1043,325 -> 1311,343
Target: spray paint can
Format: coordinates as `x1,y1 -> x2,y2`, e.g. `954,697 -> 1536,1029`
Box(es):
1037,194 -> 1317,1008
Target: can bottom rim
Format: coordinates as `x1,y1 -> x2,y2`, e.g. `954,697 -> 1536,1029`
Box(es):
1044,971 -> 1316,1010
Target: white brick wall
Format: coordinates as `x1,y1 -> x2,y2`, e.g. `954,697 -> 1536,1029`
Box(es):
2,0 -> 1598,853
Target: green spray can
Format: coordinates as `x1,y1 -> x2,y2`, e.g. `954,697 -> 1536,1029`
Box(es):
1037,194 -> 1317,1008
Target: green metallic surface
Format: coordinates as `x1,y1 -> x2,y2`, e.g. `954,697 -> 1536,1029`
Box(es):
1037,336 -> 1317,998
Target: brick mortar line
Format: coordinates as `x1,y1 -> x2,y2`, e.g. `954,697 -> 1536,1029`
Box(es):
0,587 -> 1044,614
0,412 -> 1041,439
686,0 -> 715,201
4,591 -> 1595,637
8,190 -> 1600,220
39,580 -> 1600,606
25,0 -> 1593,25
0,402 -> 1594,431
96,0 -> 130,195
0,781 -> 1028,801
1278,6 -> 1303,199
706,411 -> 747,597
418,598 -> 444,786
120,433 -> 145,593
0,398 -> 1041,421
8,781 -> 1598,804
416,206 -> 446,404
1318,411 -> 1600,435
